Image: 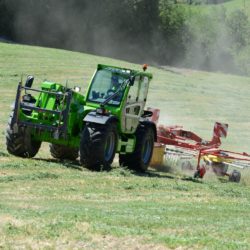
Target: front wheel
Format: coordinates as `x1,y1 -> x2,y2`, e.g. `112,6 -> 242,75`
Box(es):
6,124 -> 41,158
80,123 -> 118,170
119,125 -> 155,172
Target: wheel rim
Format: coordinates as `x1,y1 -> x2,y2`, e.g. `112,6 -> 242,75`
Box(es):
104,132 -> 115,161
142,137 -> 153,164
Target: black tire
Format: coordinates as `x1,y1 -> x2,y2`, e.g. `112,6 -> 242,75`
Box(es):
229,170 -> 241,183
194,170 -> 200,178
80,122 -> 118,170
6,123 -> 41,158
119,124 -> 154,172
50,144 -> 78,160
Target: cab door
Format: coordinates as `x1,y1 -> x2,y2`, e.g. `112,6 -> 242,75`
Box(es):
121,75 -> 150,134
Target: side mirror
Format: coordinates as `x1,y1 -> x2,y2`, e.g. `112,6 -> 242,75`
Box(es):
129,76 -> 135,86
25,76 -> 34,88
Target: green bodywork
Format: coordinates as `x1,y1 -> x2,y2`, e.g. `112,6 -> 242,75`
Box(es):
14,64 -> 152,152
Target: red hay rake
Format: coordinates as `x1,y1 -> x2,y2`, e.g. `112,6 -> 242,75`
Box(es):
148,108 -> 250,182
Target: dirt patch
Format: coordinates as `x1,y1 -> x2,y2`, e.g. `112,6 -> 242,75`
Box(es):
0,234 -> 170,250
0,215 -> 25,227
0,156 -> 13,165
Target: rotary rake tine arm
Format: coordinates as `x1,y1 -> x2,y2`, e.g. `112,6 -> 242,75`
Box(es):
148,108 -> 248,181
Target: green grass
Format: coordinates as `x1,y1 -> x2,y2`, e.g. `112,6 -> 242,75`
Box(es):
1,158 -> 250,249
0,42 -> 250,249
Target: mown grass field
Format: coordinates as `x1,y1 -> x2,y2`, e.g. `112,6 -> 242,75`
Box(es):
0,42 -> 250,249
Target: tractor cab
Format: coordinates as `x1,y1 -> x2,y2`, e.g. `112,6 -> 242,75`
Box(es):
85,64 -> 153,134
87,66 -> 129,106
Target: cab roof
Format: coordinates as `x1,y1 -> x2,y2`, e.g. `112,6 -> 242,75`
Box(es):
97,64 -> 153,80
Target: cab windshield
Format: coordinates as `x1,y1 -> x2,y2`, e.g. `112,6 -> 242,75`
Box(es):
87,68 -> 128,106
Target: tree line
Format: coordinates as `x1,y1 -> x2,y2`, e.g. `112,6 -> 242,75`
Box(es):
0,0 -> 249,75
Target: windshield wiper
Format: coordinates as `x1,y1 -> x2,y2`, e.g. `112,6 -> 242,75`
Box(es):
100,78 -> 129,108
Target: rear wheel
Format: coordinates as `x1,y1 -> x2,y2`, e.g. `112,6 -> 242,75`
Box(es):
50,144 -> 78,160
119,125 -> 154,172
6,123 -> 41,158
80,123 -> 118,170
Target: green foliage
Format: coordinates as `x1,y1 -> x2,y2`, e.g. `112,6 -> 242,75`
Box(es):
158,0 -> 188,63
182,6 -> 250,74
225,9 -> 250,75
0,0 -> 250,75
183,7 -> 233,71
236,45 -> 250,75
226,9 -> 250,51
142,0 -> 250,75
159,1 -> 187,33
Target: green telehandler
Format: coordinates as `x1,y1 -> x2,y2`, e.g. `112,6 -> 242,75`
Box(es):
6,64 -> 157,171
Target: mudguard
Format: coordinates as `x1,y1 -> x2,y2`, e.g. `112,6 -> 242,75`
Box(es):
83,111 -> 118,125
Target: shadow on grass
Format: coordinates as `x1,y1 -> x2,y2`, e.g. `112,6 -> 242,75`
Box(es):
16,155 -> 114,173
33,157 -> 113,172
131,169 -> 203,183
26,157 -> 203,184
152,164 -> 204,184
131,169 -> 175,180
217,177 -> 229,183
181,176 -> 203,184
33,157 -> 84,171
